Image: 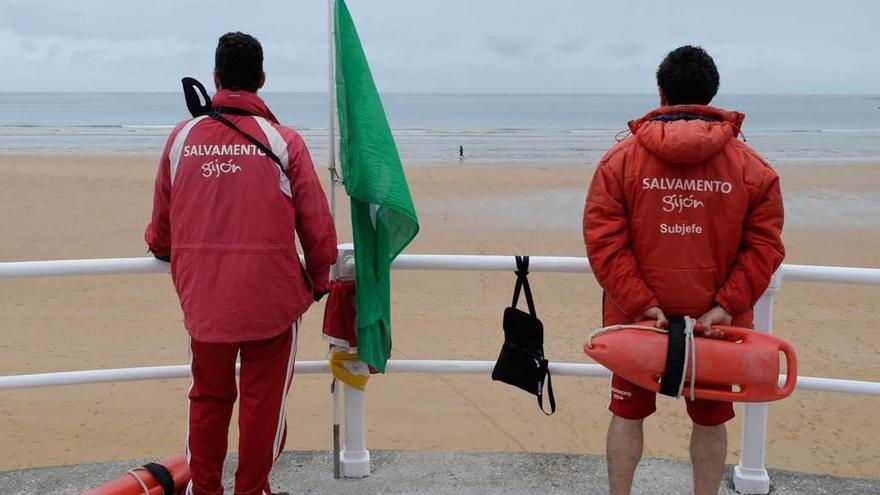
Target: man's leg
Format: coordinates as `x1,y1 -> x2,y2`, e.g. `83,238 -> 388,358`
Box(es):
607,416 -> 644,495
235,321 -> 299,495
187,338 -> 239,495
687,398 -> 734,495
606,374 -> 656,495
691,423 -> 727,495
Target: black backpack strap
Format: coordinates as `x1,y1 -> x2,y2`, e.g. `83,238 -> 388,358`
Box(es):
659,315 -> 687,397
511,256 -> 537,316
141,462 -> 175,495
537,361 -> 556,415
209,109 -> 285,170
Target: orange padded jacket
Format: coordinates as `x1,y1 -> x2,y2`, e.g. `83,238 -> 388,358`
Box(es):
584,105 -> 784,327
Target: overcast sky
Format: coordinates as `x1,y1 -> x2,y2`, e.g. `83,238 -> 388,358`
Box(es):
1,0 -> 878,94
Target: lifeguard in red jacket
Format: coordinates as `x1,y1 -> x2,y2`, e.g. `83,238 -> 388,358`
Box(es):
145,32 -> 337,495
584,46 -> 784,495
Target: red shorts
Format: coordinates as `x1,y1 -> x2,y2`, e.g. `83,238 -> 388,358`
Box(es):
608,373 -> 734,426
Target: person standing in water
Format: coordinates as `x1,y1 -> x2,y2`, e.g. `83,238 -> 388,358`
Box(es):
583,45 -> 784,495
459,144 -> 464,159
145,32 -> 337,495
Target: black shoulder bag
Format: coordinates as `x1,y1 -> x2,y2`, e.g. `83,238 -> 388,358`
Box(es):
491,256 -> 556,415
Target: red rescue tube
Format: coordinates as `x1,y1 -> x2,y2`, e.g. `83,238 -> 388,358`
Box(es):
584,322 -> 797,402
82,454 -> 189,495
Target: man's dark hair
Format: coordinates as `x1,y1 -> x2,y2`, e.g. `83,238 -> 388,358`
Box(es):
215,32 -> 264,93
656,45 -> 719,105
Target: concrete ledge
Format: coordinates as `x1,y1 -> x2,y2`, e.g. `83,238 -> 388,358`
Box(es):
1,450 -> 878,495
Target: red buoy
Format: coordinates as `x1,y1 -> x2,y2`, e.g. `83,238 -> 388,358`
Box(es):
584,323 -> 797,402
82,455 -> 189,495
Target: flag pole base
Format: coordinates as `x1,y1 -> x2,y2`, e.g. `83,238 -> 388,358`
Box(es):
333,424 -> 341,479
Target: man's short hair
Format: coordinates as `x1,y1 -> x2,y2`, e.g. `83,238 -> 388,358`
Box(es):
656,45 -> 719,106
215,32 -> 264,93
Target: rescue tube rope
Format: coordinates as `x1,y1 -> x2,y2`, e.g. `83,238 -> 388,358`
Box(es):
679,317 -> 697,401
587,317 -> 698,401
124,467 -> 151,495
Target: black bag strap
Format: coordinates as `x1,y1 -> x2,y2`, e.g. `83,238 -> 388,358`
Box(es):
142,462 -> 175,495
659,315 -> 687,397
511,256 -> 537,317
537,362 -> 556,415
180,76 -> 285,171
209,109 -> 285,170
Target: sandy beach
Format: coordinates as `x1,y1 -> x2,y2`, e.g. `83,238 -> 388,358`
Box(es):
0,154 -> 878,479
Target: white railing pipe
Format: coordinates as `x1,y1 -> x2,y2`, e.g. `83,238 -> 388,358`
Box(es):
0,361 -> 329,390
781,264 -> 880,285
383,360 -> 611,377
794,376 -> 880,395
2,360 -> 876,395
0,255 -> 306,280
391,254 -> 592,274
0,257 -> 169,279
3,256 -> 880,286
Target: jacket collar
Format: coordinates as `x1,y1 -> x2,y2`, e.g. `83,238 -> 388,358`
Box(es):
628,105 -> 744,134
626,105 -> 746,165
212,89 -> 280,124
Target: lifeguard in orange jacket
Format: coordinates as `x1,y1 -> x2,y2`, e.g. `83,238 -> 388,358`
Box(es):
583,46 -> 785,495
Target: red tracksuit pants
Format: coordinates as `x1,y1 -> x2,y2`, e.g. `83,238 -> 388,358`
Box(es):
185,321 -> 299,495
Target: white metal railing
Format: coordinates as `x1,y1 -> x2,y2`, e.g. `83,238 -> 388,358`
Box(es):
3,254 -> 879,284
3,360 -> 880,394
1,250 -> 879,494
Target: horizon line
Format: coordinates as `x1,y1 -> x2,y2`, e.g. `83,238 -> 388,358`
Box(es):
0,90 -> 878,97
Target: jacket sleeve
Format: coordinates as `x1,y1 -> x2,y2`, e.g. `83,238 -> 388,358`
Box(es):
584,160 -> 659,318
144,135 -> 175,258
288,136 -> 338,293
715,167 -> 785,316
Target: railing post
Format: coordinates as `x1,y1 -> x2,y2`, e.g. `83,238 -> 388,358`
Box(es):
340,383 -> 371,477
333,243 -> 371,477
734,270 -> 782,494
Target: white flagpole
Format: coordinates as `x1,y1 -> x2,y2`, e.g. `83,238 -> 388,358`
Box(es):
328,0 -> 339,230
328,0 -> 342,481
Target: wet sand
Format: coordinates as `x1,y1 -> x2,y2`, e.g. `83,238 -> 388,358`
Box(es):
0,155 -> 878,479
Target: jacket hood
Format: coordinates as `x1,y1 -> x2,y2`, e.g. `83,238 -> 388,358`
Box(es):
212,89 -> 280,124
628,105 -> 745,165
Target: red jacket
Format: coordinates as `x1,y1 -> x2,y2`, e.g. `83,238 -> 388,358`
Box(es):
146,90 -> 338,343
584,105 -> 784,328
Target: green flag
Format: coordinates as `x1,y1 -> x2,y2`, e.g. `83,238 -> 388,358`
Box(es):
335,0 -> 419,372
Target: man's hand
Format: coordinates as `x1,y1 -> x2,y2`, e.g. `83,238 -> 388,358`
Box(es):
642,306 -> 667,328
698,305 -> 732,339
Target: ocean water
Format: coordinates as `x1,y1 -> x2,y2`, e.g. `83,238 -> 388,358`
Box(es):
0,92 -> 878,166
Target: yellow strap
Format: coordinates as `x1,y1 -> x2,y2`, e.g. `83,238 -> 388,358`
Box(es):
329,350 -> 370,391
